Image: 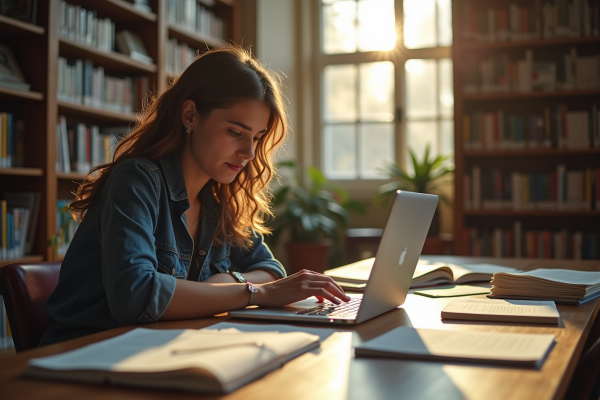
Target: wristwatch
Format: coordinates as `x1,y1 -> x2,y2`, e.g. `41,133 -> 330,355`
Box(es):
246,282 -> 258,306
229,270 -> 246,283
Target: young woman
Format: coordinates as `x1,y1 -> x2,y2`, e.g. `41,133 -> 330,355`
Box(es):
40,46 -> 350,346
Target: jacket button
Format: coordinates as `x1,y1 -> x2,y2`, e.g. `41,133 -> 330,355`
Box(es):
171,268 -> 175,275
199,250 -> 207,256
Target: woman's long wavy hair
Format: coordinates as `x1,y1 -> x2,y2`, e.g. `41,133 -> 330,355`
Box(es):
70,45 -> 288,249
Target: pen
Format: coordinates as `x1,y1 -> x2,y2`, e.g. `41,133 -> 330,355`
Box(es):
171,340 -> 265,355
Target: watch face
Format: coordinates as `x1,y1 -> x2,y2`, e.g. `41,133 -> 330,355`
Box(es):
232,271 -> 246,283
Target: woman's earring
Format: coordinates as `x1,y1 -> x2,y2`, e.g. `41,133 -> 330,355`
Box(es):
185,125 -> 192,134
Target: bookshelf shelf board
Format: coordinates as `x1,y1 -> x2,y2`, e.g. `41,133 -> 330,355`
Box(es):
56,172 -> 87,181
0,14 -> 45,36
462,36 -> 600,50
0,85 -> 43,101
0,167 -> 44,177
69,0 -> 157,22
463,89 -> 600,101
59,38 -> 157,74
464,149 -> 600,157
0,255 -> 44,268
464,210 -> 600,217
57,100 -> 137,123
168,24 -> 224,50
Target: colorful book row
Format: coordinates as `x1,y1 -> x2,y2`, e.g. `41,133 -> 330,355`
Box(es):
57,57 -> 150,114
463,222 -> 599,260
462,48 -> 600,94
59,1 -> 116,52
460,0 -> 600,42
166,38 -> 197,75
166,0 -> 226,40
463,105 -> 600,150
465,165 -> 600,211
0,112 -> 24,168
0,201 -> 29,261
56,116 -> 124,174
56,200 -> 79,258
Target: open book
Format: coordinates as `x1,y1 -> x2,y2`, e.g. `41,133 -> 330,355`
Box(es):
489,269 -> 600,305
325,258 -> 519,290
355,326 -> 555,368
24,327 -> 320,394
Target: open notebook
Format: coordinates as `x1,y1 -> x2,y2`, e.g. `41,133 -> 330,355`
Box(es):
325,258 -> 519,290
23,327 -> 320,394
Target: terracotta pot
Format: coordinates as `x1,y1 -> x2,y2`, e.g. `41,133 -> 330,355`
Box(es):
285,240 -> 333,275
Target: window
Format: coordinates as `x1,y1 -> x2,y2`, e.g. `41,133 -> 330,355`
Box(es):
318,0 -> 453,185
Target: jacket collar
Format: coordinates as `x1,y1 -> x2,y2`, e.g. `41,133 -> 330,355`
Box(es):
158,153 -> 219,213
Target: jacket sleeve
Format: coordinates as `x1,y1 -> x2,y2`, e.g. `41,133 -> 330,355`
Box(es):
229,230 -> 287,279
98,160 -> 176,325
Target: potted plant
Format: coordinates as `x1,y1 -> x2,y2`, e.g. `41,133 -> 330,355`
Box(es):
377,145 -> 454,237
267,161 -> 365,274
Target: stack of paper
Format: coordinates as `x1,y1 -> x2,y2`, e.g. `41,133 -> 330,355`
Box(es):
490,269 -> 600,304
441,298 -> 560,324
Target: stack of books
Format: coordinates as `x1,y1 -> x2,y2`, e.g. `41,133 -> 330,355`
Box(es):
489,269 -> 600,304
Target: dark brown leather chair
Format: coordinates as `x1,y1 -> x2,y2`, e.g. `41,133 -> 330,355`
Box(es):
0,262 -> 61,352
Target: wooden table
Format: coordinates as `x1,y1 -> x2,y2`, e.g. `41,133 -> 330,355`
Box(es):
0,256 -> 599,400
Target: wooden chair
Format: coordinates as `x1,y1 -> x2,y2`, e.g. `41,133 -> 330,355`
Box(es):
0,262 -> 61,352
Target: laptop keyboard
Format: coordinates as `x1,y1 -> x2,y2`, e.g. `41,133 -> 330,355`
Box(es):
296,298 -> 362,318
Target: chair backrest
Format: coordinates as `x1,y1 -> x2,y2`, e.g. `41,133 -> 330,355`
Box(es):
0,262 -> 61,352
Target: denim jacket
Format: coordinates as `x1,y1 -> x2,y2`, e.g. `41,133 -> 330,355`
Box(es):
40,153 -> 285,346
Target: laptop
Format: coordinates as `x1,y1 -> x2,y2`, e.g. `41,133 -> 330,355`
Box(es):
228,190 -> 439,325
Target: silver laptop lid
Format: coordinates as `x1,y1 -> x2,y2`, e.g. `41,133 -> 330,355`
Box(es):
355,191 -> 438,323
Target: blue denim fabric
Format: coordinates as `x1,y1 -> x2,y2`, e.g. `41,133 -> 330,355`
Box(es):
39,153 -> 285,346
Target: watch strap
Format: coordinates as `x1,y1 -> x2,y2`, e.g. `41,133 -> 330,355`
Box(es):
246,282 -> 258,306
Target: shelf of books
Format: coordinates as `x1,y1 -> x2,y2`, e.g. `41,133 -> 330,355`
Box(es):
453,0 -> 600,261
0,0 -> 242,282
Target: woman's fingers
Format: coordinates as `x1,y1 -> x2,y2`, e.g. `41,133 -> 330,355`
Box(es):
292,270 -> 348,296
305,280 -> 350,302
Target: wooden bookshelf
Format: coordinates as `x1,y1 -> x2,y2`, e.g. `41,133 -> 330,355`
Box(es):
462,36 -> 600,50
57,100 -> 138,123
0,0 -> 243,262
56,172 -> 87,181
0,86 -> 44,101
463,89 -> 600,101
168,24 -> 224,49
452,0 -> 600,260
464,149 -> 600,157
0,14 -> 45,36
59,38 -> 158,73
0,168 -> 44,177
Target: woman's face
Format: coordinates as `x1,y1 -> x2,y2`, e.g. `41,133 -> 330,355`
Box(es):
186,99 -> 270,184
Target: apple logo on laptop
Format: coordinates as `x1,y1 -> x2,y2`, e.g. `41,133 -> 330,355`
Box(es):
398,247 -> 408,265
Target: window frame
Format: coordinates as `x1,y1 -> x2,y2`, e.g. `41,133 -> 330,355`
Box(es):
313,0 -> 452,199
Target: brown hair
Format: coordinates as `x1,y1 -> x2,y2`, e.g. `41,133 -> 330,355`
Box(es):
71,45 -> 288,248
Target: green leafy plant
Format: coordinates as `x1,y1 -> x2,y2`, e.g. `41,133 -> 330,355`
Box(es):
268,161 -> 366,246
377,144 -> 454,205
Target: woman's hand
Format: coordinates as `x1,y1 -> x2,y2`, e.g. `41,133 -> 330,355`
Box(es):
254,269 -> 351,308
